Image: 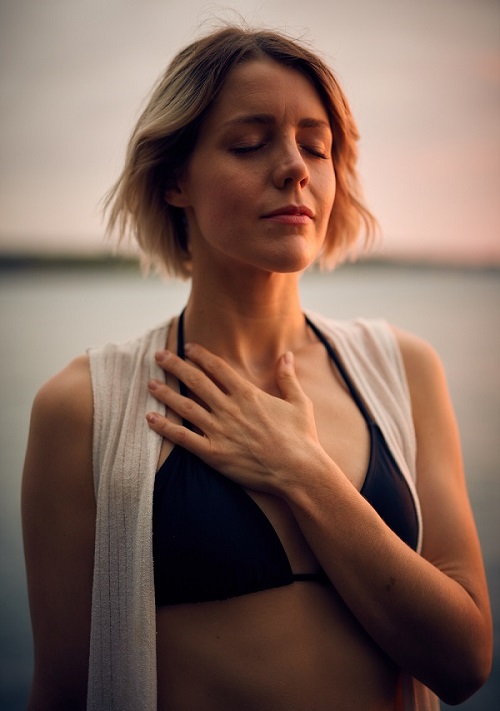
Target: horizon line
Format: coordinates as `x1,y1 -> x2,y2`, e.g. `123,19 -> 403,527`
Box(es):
1,250 -> 499,274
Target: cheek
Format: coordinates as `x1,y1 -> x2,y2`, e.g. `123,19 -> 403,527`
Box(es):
323,165 -> 337,205
315,170 -> 336,226
202,174 -> 252,225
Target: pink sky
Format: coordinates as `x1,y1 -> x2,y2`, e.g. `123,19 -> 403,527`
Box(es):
1,0 -> 499,264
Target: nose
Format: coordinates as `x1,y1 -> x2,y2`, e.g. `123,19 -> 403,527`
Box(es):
272,140 -> 310,190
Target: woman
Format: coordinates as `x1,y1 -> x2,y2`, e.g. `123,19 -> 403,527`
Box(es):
22,26 -> 492,710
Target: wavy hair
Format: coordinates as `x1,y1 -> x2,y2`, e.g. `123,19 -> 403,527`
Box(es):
104,26 -> 378,277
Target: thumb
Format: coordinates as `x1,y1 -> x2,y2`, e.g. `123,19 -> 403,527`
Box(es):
275,351 -> 303,402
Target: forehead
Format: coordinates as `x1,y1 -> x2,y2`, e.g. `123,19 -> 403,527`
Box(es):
202,58 -> 330,129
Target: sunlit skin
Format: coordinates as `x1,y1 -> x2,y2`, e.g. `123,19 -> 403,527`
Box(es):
170,59 -> 336,280
152,61 -> 406,709
148,59 -> 492,709
163,59 -> 337,388
21,58 -> 492,711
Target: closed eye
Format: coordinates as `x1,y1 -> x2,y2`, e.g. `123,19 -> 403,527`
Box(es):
302,146 -> 329,159
231,144 -> 265,155
230,143 -> 329,159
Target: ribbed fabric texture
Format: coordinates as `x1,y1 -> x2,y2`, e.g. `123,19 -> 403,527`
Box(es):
87,324 -> 166,710
86,312 -> 438,710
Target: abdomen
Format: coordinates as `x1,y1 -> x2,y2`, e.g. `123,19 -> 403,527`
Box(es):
156,581 -> 399,710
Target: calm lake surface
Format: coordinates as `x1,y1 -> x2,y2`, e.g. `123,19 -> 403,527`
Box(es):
1,263 -> 499,709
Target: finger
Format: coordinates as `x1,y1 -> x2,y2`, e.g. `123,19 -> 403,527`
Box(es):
154,350 -> 226,406
146,412 -> 210,459
275,351 -> 306,403
183,343 -> 244,394
148,380 -> 212,430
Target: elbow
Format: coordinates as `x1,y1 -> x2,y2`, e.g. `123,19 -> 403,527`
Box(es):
440,676 -> 489,706
436,636 -> 493,705
431,598 -> 493,706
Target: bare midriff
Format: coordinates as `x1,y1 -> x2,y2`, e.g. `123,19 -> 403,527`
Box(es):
155,581 -> 400,711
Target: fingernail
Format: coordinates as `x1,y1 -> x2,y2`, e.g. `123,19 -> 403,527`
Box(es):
284,351 -> 294,365
155,350 -> 170,363
148,379 -> 159,390
146,413 -> 157,424
184,343 -> 192,354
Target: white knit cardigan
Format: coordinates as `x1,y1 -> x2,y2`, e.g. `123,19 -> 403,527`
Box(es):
86,311 -> 439,710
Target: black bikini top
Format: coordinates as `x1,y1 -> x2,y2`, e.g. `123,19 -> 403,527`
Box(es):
152,312 -> 419,606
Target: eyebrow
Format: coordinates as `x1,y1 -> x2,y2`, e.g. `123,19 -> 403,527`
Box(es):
222,113 -> 331,130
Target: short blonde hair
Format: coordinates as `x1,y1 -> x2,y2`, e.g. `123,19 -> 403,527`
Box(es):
105,26 -> 378,278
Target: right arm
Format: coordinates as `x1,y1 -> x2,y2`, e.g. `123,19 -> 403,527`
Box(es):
22,355 -> 95,710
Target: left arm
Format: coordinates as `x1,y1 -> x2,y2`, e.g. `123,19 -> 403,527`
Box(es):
146,339 -> 492,704
280,331 -> 493,704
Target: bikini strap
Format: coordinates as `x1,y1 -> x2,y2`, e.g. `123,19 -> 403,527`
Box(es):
178,310 -> 374,427
305,315 -> 375,426
176,309 -> 195,430
177,308 -> 186,358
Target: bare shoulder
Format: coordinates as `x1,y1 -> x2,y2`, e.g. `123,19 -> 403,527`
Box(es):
23,355 -> 95,708
390,325 -> 444,382
32,353 -> 93,432
389,326 -> 449,425
24,352 -> 95,527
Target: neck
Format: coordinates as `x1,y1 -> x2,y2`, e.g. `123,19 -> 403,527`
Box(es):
181,264 -> 311,377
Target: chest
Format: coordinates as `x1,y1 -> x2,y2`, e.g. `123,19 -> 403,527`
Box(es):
155,341 -> 372,577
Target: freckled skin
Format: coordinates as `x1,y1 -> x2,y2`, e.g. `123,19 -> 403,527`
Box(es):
167,59 -> 336,277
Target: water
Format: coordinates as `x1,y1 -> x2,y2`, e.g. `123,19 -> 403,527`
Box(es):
1,263 -> 499,709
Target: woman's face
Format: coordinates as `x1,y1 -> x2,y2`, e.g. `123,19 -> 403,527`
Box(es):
168,58 -> 336,275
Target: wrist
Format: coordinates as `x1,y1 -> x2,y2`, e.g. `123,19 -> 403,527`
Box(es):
276,444 -> 340,508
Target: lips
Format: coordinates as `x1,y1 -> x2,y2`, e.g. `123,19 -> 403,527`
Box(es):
263,205 -> 314,219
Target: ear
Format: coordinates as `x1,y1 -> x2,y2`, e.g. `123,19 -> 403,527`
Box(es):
165,178 -> 190,208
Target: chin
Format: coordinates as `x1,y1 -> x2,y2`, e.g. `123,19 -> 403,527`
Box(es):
219,240 -> 320,275
265,245 -> 318,273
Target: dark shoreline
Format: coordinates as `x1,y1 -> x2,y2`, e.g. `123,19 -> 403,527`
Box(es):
1,252 -> 499,275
